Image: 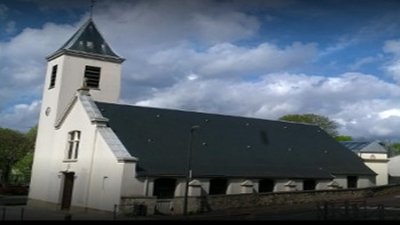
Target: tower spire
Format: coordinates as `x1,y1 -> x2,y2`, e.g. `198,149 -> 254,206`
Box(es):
90,0 -> 96,19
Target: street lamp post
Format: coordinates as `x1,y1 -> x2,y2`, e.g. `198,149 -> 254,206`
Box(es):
183,125 -> 200,215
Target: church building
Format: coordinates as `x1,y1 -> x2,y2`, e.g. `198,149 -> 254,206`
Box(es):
28,18 -> 376,214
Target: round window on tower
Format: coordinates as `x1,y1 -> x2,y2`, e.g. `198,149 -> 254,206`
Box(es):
45,107 -> 51,116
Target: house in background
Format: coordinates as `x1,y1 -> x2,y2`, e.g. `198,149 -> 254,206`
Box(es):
28,18 -> 376,215
341,141 -> 389,186
388,155 -> 400,184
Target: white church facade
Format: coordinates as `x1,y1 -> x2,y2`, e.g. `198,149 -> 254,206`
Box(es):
28,18 -> 376,214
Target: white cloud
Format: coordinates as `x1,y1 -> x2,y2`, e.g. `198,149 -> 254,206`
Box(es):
1,0 -> 400,143
384,39 -> 400,55
190,11 -> 259,44
350,56 -> 382,71
136,72 -> 400,140
385,60 -> 400,83
383,39 -> 400,83
379,109 -> 400,119
93,0 -> 261,48
146,42 -> 317,79
0,22 -> 77,108
0,101 -> 41,132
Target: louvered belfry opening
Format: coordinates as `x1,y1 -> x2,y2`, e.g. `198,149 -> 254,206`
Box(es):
84,65 -> 101,88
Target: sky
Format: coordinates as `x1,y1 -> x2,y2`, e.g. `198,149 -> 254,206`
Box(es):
0,0 -> 400,141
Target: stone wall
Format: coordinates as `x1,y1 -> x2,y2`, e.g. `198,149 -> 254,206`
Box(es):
120,184 -> 400,215
119,196 -> 157,216
200,184 -> 400,213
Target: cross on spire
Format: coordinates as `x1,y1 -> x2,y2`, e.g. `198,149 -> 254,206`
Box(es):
90,0 -> 96,19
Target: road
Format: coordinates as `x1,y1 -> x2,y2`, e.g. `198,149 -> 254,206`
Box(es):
1,193 -> 400,220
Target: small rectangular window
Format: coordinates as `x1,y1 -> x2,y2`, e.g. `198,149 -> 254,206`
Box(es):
66,131 -> 81,161
84,66 -> 101,88
49,65 -> 57,89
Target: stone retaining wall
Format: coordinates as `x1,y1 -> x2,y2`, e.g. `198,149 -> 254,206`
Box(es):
120,184 -> 400,215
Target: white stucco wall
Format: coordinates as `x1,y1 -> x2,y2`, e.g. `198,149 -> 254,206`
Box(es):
333,175 -> 375,189
30,52 -> 123,208
85,129 -> 125,211
315,180 -> 333,190
174,180 -> 186,197
364,161 -> 388,186
37,55 -> 121,126
227,179 -> 244,194
120,163 -> 141,197
29,95 -> 139,211
30,95 -> 97,206
29,57 -> 65,204
274,179 -> 302,192
359,153 -> 388,186
57,55 -> 121,120
358,152 -> 388,186
358,176 -> 375,188
333,176 -> 347,188
171,178 -> 209,196
360,153 -> 387,160
146,178 -> 155,197
389,155 -> 400,177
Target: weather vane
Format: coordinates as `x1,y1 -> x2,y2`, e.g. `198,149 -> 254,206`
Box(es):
90,0 -> 96,19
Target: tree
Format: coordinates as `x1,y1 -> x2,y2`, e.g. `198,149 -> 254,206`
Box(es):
389,143 -> 400,156
279,113 -> 339,137
334,135 -> 353,142
12,126 -> 37,185
12,152 -> 34,185
25,125 -> 37,150
0,128 -> 30,185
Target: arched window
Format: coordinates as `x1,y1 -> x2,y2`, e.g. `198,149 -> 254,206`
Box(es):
303,179 -> 316,190
259,179 -> 275,193
153,178 -> 177,199
66,131 -> 81,160
209,178 -> 228,195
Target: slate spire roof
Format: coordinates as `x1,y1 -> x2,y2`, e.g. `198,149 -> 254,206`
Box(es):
47,18 -> 124,63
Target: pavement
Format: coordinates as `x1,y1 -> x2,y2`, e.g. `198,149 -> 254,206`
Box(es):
1,193 -> 400,221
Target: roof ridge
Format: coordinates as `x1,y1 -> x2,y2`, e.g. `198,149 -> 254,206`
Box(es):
95,101 -> 322,128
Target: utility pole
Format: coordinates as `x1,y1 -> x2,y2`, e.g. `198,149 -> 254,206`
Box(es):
183,125 -> 200,215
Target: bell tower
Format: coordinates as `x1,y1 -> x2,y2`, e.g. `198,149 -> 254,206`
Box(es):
28,18 -> 124,204
41,18 -> 124,125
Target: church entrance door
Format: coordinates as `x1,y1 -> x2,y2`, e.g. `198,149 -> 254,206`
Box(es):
61,172 -> 75,210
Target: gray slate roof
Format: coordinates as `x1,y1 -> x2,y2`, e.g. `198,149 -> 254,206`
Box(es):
96,102 -> 375,179
341,141 -> 388,154
47,19 -> 124,63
